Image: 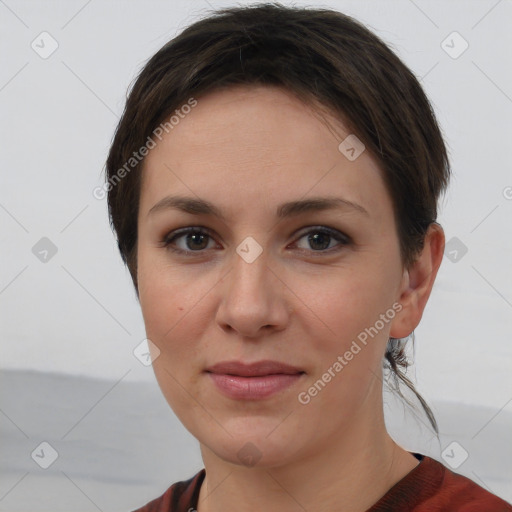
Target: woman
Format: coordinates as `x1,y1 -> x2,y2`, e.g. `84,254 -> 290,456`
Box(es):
105,4 -> 512,511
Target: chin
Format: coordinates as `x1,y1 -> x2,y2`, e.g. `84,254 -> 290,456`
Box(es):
201,425 -> 303,469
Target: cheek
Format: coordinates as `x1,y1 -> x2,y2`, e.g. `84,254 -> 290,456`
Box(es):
294,261 -> 396,338
138,242 -> 202,324
289,259 -> 398,397
137,249 -> 203,358
293,277 -> 391,416
137,258 -> 211,415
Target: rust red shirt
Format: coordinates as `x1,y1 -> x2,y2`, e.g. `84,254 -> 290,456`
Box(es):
131,453 -> 512,511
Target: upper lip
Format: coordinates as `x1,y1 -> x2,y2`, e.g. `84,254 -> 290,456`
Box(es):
206,360 -> 304,377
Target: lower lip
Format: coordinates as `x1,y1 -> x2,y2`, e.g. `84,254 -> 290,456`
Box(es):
207,372 -> 304,400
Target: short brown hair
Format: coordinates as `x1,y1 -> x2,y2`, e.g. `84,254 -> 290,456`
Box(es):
105,3 -> 450,433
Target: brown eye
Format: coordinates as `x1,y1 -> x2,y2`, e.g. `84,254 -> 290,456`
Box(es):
294,227 -> 349,253
183,231 -> 210,250
163,228 -> 216,254
306,232 -> 331,251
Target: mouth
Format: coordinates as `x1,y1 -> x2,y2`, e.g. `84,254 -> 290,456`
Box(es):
205,360 -> 305,400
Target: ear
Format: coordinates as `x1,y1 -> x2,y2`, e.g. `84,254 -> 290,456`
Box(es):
389,223 -> 445,338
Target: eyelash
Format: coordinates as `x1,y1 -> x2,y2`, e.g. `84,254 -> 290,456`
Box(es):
160,226 -> 351,257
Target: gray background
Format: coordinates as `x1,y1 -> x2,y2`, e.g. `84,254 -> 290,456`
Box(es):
1,0 -> 511,510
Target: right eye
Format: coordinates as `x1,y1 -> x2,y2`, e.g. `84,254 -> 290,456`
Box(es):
161,227 -> 219,255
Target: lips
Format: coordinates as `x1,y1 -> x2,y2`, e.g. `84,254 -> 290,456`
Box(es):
205,360 -> 305,400
205,360 -> 304,377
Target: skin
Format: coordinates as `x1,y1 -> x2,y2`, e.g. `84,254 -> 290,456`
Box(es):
136,85 -> 445,512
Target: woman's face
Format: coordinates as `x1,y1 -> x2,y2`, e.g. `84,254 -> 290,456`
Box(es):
136,85 -> 408,467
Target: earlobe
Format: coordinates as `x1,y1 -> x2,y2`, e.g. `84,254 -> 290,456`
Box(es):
389,223 -> 445,339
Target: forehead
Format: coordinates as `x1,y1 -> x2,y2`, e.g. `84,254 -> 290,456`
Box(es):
139,85 -> 391,221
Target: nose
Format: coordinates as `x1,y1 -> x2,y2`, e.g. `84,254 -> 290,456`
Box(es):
215,243 -> 291,339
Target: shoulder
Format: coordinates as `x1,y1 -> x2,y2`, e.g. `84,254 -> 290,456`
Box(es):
130,469 -> 206,512
425,457 -> 512,512
369,453 -> 512,511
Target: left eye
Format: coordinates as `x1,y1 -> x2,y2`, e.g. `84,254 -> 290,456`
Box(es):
293,228 -> 349,252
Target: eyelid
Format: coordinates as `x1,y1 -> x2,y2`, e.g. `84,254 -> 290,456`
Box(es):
163,225 -> 214,240
292,225 -> 350,243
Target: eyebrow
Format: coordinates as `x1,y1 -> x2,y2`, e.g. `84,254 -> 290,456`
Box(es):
147,195 -> 369,219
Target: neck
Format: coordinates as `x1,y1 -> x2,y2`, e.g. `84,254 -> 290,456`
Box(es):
196,395 -> 419,512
